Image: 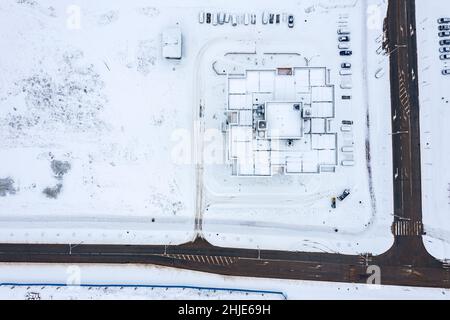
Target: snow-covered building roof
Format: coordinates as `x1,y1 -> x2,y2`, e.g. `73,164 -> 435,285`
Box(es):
224,67 -> 338,176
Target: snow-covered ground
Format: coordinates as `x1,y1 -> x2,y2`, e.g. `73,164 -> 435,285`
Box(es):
0,263 -> 448,300
0,0 -> 393,255
416,2 -> 450,261
199,0 -> 393,254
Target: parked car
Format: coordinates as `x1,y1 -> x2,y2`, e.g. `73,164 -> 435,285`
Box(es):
231,14 -> 238,26
340,50 -> 353,56
340,69 -> 352,76
338,189 -> 351,201
442,69 -> 450,75
288,15 -> 294,28
439,25 -> 450,31
440,54 -> 450,60
438,18 -> 450,24
439,31 -> 450,37
199,12 -> 205,24
342,95 -> 352,100
341,62 -> 352,69
440,47 -> 450,53
338,43 -> 350,50
206,12 -> 211,24
269,13 -> 274,24
275,14 -> 280,24
331,197 -> 337,209
262,11 -> 269,24
338,36 -> 350,42
337,28 -> 350,35
440,39 -> 450,46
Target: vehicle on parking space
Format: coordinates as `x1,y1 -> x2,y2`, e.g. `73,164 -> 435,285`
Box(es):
275,14 -> 280,24
340,69 -> 352,76
231,14 -> 238,26
439,31 -> 450,37
337,28 -> 350,35
439,25 -> 450,31
341,62 -> 352,69
338,36 -> 350,42
251,14 -> 256,24
340,50 -> 353,56
338,43 -> 350,50
440,39 -> 450,46
212,12 -> 218,25
342,120 -> 354,125
440,47 -> 450,53
438,18 -> 450,24
224,13 -> 231,23
440,54 -> 450,60
443,69 -> 450,75
262,11 -> 269,24
269,13 -> 274,24
288,15 -> 294,28
206,12 -> 211,24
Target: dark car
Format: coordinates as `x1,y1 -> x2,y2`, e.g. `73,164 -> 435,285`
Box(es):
341,62 -> 352,69
439,31 -> 450,37
438,18 -> 450,24
288,15 -> 294,28
439,25 -> 450,31
331,197 -> 337,209
338,189 -> 351,201
340,50 -> 353,56
269,13 -> 274,24
338,36 -> 350,42
206,13 -> 211,24
440,39 -> 450,46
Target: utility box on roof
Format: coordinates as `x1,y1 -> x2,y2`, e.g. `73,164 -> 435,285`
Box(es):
162,27 -> 182,59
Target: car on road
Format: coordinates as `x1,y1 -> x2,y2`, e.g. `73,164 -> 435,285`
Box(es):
440,54 -> 450,60
442,69 -> 450,75
338,36 -> 350,42
341,62 -> 352,69
331,197 -> 337,209
440,47 -> 450,53
440,39 -> 450,46
288,15 -> 294,28
340,50 -> 352,56
439,31 -> 450,37
438,18 -> 450,24
439,25 -> 450,31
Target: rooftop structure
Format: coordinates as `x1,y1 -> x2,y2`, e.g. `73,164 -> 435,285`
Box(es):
223,67 -> 338,176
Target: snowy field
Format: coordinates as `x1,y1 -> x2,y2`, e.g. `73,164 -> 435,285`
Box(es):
0,263 -> 448,300
0,0 -> 393,255
416,2 -> 450,261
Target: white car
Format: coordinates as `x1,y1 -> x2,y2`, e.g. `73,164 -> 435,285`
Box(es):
440,47 -> 450,53
440,54 -> 450,60
262,11 -> 269,24
439,31 -> 450,37
443,69 -> 450,75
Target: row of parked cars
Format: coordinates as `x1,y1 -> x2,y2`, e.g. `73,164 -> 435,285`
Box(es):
438,17 -> 450,75
198,12 -> 294,27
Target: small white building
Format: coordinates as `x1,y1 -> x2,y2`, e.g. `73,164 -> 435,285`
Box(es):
162,27 -> 182,59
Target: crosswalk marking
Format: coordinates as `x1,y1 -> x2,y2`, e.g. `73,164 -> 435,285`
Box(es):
392,220 -> 423,236
164,254 -> 238,266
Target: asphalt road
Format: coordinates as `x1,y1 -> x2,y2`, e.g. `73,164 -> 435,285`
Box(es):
1,0 -> 449,289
